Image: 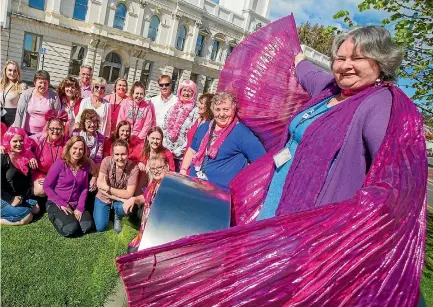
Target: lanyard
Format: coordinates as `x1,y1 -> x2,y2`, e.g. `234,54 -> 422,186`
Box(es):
112,95 -> 124,114
38,137 -> 61,163
131,101 -> 144,128
201,121 -> 217,172
1,85 -> 13,108
110,159 -> 128,189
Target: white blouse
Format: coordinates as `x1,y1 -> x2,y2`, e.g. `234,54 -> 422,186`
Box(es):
76,96 -> 111,137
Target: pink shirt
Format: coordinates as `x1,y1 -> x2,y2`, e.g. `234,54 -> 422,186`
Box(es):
117,100 -> 155,139
80,83 -> 92,99
105,93 -> 131,133
24,94 -> 51,134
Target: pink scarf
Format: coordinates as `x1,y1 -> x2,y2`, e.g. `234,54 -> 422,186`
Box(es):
192,118 -> 239,168
166,101 -> 194,141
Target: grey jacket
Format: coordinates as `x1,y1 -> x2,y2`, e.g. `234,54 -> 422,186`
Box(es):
13,88 -> 61,130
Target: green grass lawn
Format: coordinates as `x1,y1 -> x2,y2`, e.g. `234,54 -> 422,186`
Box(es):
1,211 -> 432,307
1,215 -> 137,307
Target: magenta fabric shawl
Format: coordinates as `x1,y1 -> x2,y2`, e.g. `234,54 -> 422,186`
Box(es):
116,15 -> 427,306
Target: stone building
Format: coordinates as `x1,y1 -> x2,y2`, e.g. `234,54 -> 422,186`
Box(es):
1,0 -> 271,96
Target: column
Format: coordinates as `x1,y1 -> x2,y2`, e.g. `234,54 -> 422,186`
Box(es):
168,13 -> 181,48
188,20 -> 201,56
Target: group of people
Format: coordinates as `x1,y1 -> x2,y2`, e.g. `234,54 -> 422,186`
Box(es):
0,61 -> 264,248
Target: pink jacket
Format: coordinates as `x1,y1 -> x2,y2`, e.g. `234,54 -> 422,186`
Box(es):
117,100 -> 155,139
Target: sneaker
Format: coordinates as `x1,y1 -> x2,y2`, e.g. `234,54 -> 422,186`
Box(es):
113,215 -> 122,234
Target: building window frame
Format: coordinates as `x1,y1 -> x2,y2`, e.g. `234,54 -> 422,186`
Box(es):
190,73 -> 198,84
73,0 -> 89,21
203,76 -> 213,93
176,25 -> 187,51
195,34 -> 205,57
29,0 -> 45,10
22,32 -> 42,70
68,44 -> 87,76
148,15 -> 160,42
210,39 -> 220,61
113,3 -> 127,30
140,60 -> 152,89
172,68 -> 183,93
101,51 -> 123,83
226,45 -> 235,61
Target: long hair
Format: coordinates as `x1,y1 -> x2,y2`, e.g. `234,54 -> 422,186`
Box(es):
57,76 -> 81,100
129,81 -> 146,98
62,136 -> 87,168
0,60 -> 23,94
1,127 -> 34,174
140,126 -> 165,161
111,120 -> 131,142
198,93 -> 214,120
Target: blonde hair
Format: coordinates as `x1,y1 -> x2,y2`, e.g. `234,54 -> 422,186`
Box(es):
91,77 -> 107,90
0,60 -> 23,94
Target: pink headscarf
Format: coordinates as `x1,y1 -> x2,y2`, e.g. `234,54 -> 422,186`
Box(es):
2,127 -> 34,174
176,80 -> 197,103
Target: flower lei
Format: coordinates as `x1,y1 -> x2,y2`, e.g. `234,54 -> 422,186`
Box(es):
166,101 -> 194,141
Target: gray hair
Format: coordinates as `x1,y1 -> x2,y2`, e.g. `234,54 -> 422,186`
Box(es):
80,64 -> 93,71
331,26 -> 403,82
211,92 -> 237,109
91,77 -> 107,88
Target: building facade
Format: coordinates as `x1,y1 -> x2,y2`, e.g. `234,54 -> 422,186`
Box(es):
1,0 -> 271,96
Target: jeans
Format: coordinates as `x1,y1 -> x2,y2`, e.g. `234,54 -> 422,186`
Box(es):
93,197 -> 126,232
1,198 -> 37,223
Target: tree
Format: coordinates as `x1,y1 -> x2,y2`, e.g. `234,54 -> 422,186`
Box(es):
297,22 -> 335,57
329,0 -> 433,107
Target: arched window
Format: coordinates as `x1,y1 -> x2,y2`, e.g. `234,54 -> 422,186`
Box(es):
113,3 -> 127,30
148,15 -> 160,41
176,25 -> 187,51
102,52 -> 122,83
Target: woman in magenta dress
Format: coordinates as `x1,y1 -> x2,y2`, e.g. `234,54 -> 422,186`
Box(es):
105,78 -> 130,134
57,76 -> 82,136
31,110 -> 69,197
104,120 -> 142,163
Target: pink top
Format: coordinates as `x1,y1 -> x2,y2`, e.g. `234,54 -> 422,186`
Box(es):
80,83 -> 92,99
105,93 -> 131,133
24,94 -> 51,134
117,100 -> 155,140
31,132 -> 67,178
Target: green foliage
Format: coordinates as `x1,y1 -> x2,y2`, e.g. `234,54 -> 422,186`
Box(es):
329,0 -> 433,108
1,215 -> 137,307
297,22 -> 335,57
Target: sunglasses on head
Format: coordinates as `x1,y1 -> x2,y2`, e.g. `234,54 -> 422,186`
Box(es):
94,85 -> 106,91
158,83 -> 171,88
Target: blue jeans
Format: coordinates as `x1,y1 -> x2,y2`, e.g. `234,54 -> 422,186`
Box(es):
1,198 -> 37,223
93,197 -> 126,232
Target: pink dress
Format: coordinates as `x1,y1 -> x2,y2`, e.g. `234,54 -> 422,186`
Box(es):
105,93 -> 131,133
24,95 -> 51,134
117,100 -> 155,139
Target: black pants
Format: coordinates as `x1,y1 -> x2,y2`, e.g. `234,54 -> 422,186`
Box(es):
46,200 -> 93,237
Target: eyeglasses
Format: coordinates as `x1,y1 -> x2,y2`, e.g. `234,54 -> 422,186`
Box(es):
94,85 -> 106,91
48,127 -> 63,132
158,83 -> 171,88
182,89 -> 193,93
84,120 -> 97,126
149,165 -> 166,173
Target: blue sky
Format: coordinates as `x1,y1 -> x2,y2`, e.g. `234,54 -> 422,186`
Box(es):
268,0 -> 420,101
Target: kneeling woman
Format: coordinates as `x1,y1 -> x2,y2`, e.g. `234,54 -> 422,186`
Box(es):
1,127 -> 40,225
126,155 -> 169,253
95,139 -> 139,233
43,136 -> 94,237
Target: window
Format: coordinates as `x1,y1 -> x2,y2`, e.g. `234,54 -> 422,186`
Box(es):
226,45 -> 234,60
29,0 -> 45,10
101,52 -> 122,83
211,0 -> 220,3
148,16 -> 160,42
113,3 -> 127,30
22,33 -> 42,69
172,68 -> 183,92
140,61 -> 152,88
190,73 -> 198,84
73,0 -> 88,21
203,77 -> 213,93
176,26 -> 187,51
210,40 -> 220,61
195,34 -> 205,57
68,45 -> 87,76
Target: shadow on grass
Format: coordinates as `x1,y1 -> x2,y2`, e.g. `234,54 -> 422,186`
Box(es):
421,210 -> 433,306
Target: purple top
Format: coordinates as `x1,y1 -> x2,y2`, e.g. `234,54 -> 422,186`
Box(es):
43,159 -> 89,212
293,60 -> 392,206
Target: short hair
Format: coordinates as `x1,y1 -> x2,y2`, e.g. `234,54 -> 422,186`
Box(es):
148,154 -> 168,167
80,65 -> 93,71
158,75 -> 172,83
112,139 -> 129,153
91,77 -> 107,90
129,81 -> 146,97
57,76 -> 81,100
33,70 -> 50,83
198,93 -> 214,120
79,109 -> 100,130
62,136 -> 87,168
211,92 -> 237,109
331,26 -> 403,82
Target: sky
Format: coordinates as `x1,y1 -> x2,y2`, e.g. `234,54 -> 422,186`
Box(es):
267,0 -> 419,100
